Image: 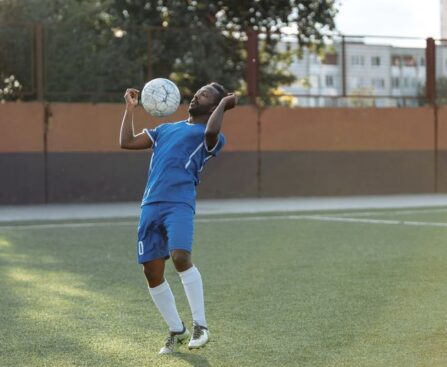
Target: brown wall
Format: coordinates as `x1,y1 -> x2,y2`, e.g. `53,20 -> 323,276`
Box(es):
261,107 -> 435,151
0,102 -> 44,152
0,103 -> 46,203
260,107 -> 436,196
435,106 -> 447,192
0,102 -> 440,204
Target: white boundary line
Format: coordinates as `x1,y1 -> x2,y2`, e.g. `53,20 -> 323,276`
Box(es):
304,215 -> 447,228
2,210 -> 447,230
0,221 -> 137,230
333,207 -> 447,217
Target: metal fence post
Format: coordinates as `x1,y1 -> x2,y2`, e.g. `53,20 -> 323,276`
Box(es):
426,37 -> 436,105
426,38 -> 439,192
34,23 -> 44,101
246,29 -> 258,105
147,28 -> 153,82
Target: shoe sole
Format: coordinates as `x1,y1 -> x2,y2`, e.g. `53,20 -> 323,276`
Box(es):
188,339 -> 210,350
159,331 -> 191,355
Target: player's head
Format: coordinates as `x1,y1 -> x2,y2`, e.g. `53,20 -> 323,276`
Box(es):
188,82 -> 227,116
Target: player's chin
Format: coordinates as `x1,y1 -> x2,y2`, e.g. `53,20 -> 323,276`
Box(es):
188,105 -> 198,114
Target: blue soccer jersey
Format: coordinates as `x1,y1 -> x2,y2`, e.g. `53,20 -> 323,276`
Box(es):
142,120 -> 225,211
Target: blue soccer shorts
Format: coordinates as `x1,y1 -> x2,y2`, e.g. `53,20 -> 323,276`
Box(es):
136,202 -> 195,264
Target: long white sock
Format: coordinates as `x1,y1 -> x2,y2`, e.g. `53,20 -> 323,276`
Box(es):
178,266 -> 207,328
148,280 -> 184,332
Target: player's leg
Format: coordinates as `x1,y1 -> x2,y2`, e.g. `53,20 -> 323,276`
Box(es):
142,257 -> 165,287
171,249 -> 209,349
143,258 -> 190,354
138,204 -> 189,354
144,258 -> 183,332
162,203 -> 210,349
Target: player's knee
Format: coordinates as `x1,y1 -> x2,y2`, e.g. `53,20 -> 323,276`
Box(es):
143,265 -> 162,283
171,250 -> 191,271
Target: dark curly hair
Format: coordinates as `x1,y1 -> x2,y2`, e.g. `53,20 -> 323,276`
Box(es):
209,82 -> 228,105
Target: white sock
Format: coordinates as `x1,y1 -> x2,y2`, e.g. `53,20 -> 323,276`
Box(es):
148,280 -> 184,332
178,265 -> 207,328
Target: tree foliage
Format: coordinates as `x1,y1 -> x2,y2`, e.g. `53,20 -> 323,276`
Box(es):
0,0 -> 338,104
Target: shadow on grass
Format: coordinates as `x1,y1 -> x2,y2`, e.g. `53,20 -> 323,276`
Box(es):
170,352 -> 211,367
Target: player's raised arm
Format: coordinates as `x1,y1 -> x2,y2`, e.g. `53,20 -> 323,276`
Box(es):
204,93 -> 237,150
120,88 -> 153,150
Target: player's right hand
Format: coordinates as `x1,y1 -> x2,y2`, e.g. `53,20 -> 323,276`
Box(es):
222,93 -> 238,111
124,88 -> 139,108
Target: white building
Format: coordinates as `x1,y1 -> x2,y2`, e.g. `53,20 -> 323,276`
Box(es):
280,40 -> 427,107
442,0 -> 447,38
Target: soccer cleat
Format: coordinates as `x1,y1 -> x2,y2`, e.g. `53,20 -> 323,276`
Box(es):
159,324 -> 191,355
188,322 -> 209,349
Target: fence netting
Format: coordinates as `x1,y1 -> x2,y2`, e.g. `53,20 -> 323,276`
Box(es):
0,24 -> 435,107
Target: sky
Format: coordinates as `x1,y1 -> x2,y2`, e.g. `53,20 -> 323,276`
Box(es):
335,0 -> 440,39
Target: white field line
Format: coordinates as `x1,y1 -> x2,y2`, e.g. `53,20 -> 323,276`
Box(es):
333,207 -> 447,217
2,211 -> 447,230
0,221 -> 137,230
303,215 -> 447,228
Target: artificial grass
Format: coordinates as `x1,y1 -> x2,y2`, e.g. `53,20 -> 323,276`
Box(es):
1,210 -> 447,366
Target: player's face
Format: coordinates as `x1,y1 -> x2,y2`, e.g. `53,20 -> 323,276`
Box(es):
188,86 -> 218,116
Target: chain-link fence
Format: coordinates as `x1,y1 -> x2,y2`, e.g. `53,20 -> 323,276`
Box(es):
435,39 -> 447,105
0,23 -> 34,99
0,23 -> 439,107
278,35 -> 427,107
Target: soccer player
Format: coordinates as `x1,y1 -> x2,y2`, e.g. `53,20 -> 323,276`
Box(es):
119,83 -> 237,354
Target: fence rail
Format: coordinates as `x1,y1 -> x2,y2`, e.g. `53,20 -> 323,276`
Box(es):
0,23 -> 442,107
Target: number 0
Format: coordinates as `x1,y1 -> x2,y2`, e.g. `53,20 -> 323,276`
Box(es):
138,241 -> 144,255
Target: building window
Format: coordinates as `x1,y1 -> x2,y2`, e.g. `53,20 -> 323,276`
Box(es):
322,53 -> 338,65
372,78 -> 385,89
420,57 -> 425,66
402,56 -> 416,67
325,75 -> 334,87
392,56 -> 401,66
392,77 -> 400,88
351,55 -> 364,66
371,56 -> 381,66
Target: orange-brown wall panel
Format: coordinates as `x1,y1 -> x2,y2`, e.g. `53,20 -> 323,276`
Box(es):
47,104 -> 257,152
436,106 -> 447,150
0,102 -> 44,153
435,106 -> 447,191
47,103 -> 148,152
215,106 -> 258,151
261,107 -> 435,151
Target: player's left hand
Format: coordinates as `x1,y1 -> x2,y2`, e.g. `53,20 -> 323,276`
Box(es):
221,93 -> 238,111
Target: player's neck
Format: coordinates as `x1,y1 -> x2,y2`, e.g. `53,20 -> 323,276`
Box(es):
188,115 -> 209,125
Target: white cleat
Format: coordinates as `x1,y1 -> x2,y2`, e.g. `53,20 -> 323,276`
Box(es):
188,322 -> 210,349
159,324 -> 190,355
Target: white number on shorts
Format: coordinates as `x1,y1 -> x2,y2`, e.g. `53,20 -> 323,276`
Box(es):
138,241 -> 144,255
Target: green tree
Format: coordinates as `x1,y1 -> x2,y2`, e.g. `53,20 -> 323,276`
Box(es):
107,0 -> 338,103
0,0 -> 141,101
0,0 -> 338,103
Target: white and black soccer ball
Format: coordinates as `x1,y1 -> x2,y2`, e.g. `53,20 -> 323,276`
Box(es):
141,78 -> 181,117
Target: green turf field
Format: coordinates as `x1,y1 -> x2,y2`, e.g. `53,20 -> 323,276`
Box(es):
1,207 -> 447,367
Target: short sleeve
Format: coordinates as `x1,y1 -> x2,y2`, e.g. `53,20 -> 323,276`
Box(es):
204,133 -> 226,157
143,124 -> 165,146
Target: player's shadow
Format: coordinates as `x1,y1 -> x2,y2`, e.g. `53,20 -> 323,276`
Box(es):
170,352 -> 211,367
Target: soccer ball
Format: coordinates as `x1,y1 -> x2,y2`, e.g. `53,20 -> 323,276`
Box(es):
141,78 -> 181,117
